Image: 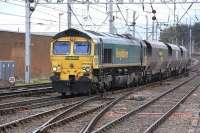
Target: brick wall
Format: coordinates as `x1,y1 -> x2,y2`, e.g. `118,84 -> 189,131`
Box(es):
0,31 -> 52,80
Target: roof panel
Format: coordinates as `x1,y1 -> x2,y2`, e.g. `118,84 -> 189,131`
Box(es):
167,43 -> 180,51
85,30 -> 104,36
53,28 -> 92,40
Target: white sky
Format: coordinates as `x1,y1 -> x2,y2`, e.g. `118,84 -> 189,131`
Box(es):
0,0 -> 199,39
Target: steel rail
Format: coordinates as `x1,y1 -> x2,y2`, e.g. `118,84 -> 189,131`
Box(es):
31,96 -> 98,133
0,97 -> 71,115
0,87 -> 53,96
0,83 -> 51,90
33,102 -> 111,133
0,87 -> 54,99
33,78 -> 177,133
92,75 -> 198,133
0,97 -> 95,132
81,91 -> 137,133
0,96 -> 60,109
143,83 -> 200,133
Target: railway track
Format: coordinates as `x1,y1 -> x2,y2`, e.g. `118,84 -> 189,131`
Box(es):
0,96 -> 67,115
0,83 -> 51,90
0,79 -> 166,133
0,96 -> 98,132
85,73 -> 200,133
0,76 -> 195,133
32,92 -> 135,133
36,57 -> 199,133
29,75 -> 192,133
0,87 -> 55,100
0,60 -> 197,133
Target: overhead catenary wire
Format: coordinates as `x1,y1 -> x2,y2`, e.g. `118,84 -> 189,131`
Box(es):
116,4 -> 142,38
96,14 -> 109,31
13,0 -> 151,33
1,0 -> 198,36
0,0 -> 61,19
116,4 -> 132,31
0,11 -> 60,23
0,0 -> 87,29
179,2 -> 197,23
9,0 -> 109,28
68,5 -> 84,29
177,2 -> 194,24
13,0 -> 108,16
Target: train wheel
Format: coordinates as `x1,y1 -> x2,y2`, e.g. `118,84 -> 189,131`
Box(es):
184,69 -> 189,77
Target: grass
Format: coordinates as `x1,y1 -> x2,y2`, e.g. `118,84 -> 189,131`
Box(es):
15,78 -> 51,86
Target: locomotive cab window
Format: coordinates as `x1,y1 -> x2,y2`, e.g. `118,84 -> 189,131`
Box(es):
53,41 -> 70,55
74,41 -> 91,55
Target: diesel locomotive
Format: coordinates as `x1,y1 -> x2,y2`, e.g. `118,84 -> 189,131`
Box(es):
50,28 -> 190,96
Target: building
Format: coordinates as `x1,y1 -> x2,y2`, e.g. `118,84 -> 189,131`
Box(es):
0,31 -> 54,80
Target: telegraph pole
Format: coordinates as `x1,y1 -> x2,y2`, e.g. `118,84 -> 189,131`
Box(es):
109,0 -> 114,33
174,0 -> 177,44
25,0 -> 31,84
59,13 -> 63,32
67,0 -> 72,29
132,11 -> 136,37
146,15 -> 148,40
189,18 -> 192,59
174,0 -> 176,26
126,9 -> 129,25
155,23 -> 158,40
152,20 -> 155,40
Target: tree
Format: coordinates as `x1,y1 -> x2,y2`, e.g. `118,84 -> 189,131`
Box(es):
160,24 -> 189,46
160,22 -> 200,48
160,26 -> 177,44
192,23 -> 200,48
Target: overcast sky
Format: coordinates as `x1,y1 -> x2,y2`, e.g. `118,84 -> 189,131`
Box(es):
0,0 -> 199,39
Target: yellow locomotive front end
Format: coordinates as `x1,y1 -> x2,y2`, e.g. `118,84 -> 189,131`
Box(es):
50,31 -> 97,95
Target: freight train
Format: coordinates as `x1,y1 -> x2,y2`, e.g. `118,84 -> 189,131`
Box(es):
50,28 -> 190,96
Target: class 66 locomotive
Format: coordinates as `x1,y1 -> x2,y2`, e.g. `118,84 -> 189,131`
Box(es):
50,28 -> 189,96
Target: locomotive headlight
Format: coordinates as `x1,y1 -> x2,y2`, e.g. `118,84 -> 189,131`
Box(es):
82,65 -> 91,72
85,67 -> 90,72
52,66 -> 57,72
52,65 -> 61,72
57,66 -> 61,72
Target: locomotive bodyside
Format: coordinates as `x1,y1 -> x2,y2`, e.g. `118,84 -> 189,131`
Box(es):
143,40 -> 169,74
96,37 -> 147,88
179,46 -> 189,72
165,43 -> 181,71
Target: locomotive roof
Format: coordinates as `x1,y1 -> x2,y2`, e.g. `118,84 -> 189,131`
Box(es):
167,43 -> 180,51
145,40 -> 168,49
53,28 -> 142,46
53,28 -> 93,40
53,28 -> 124,39
179,45 -> 187,51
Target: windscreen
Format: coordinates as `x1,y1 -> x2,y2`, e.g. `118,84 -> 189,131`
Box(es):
74,41 -> 90,55
53,41 -> 70,55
